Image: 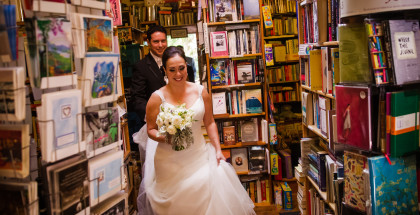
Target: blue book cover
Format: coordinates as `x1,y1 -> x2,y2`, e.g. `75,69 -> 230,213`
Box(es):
368,155 -> 418,215
210,60 -> 226,86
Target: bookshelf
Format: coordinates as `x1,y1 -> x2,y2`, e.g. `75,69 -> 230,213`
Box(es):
204,0 -> 273,207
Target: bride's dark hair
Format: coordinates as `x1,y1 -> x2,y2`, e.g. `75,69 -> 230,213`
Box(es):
162,46 -> 187,69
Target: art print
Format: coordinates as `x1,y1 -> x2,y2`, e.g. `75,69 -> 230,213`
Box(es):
83,17 -> 113,52
92,61 -> 115,98
0,81 -> 15,115
0,124 -> 29,179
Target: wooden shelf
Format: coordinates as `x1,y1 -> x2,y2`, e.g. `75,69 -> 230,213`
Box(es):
209,53 -> 262,60
207,19 -> 260,26
214,112 -> 266,119
269,80 -> 300,85
305,124 -> 329,142
164,24 -> 196,28
264,34 -> 298,40
237,170 -> 269,176
281,177 -> 298,182
272,12 -> 297,17
307,176 -> 336,212
212,82 -> 262,90
301,85 -> 335,99
221,141 -> 267,149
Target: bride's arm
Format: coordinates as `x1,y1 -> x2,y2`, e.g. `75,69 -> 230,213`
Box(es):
202,88 -> 226,164
146,93 -> 166,143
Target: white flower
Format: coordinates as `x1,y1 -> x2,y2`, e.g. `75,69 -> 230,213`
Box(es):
172,115 -> 183,128
185,121 -> 192,128
164,113 -> 172,126
158,126 -> 167,136
156,116 -> 164,127
167,125 -> 177,135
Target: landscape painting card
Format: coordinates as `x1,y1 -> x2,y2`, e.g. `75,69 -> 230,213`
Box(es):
0,181 -> 38,214
82,53 -> 119,106
0,124 -> 30,179
35,17 -> 76,89
89,150 -> 123,206
51,158 -> 90,215
0,67 -> 26,121
73,14 -> 113,58
40,89 -> 84,163
84,107 -> 120,158
32,0 -> 71,13
213,0 -> 235,22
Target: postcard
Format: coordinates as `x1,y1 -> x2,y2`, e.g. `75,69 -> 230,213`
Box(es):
82,53 -> 119,106
40,89 -> 84,162
84,107 -> 120,158
89,150 -> 123,206
0,67 -> 26,121
0,124 -> 29,179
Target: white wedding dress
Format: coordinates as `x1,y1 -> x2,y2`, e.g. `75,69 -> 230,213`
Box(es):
137,84 -> 256,215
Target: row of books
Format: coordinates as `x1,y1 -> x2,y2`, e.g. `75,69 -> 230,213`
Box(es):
222,146 -> 267,173
212,89 -> 263,115
267,64 -> 299,83
270,149 -> 293,180
301,92 -> 331,137
264,17 -> 298,37
272,181 -> 293,210
218,118 -> 261,145
158,11 -> 196,27
270,90 -> 298,103
265,39 -> 299,66
207,0 -> 260,23
298,0 -> 340,44
262,0 -> 296,15
209,26 -> 261,58
210,58 -> 262,86
241,178 -> 271,204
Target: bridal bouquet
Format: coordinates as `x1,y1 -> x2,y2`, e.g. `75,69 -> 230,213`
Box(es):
156,103 -> 195,151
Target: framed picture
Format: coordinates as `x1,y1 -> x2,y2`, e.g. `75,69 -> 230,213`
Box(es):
170,28 -> 188,38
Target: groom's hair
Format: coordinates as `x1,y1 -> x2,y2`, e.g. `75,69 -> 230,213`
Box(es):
162,46 -> 187,69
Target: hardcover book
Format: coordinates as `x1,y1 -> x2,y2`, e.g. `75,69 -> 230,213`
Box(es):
336,85 -> 373,151
89,150 -> 124,206
309,49 -> 322,90
241,118 -> 259,142
344,151 -> 368,212
231,147 -> 248,172
82,53 -> 119,106
279,150 -> 293,179
383,20 -> 420,85
222,126 -> 236,145
244,89 -> 262,113
210,60 -> 227,86
40,89 -> 84,162
210,31 -> 229,57
0,67 -> 25,121
389,90 -> 419,157
84,108 -> 120,158
212,92 -> 227,115
236,60 -> 255,84
0,124 -> 29,179
261,6 -> 273,29
368,155 -> 418,215
213,0 -> 234,22
248,146 -> 265,171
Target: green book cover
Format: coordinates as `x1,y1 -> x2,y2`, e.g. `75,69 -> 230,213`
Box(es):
338,23 -> 371,83
390,90 -> 420,157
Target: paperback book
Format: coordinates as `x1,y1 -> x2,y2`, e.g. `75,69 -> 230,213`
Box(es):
231,147 -> 248,172
0,67 -> 26,121
213,0 -> 235,22
241,118 -> 259,142
210,31 -> 229,57
244,89 -> 262,113
344,151 -> 368,212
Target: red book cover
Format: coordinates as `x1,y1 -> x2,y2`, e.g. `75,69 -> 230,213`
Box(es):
336,85 -> 372,151
210,31 -> 229,57
260,180 -> 267,202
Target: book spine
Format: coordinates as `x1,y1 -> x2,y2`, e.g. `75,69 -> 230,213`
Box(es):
382,21 -> 395,84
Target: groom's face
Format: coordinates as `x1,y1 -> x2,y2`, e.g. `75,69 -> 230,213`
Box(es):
148,32 -> 167,58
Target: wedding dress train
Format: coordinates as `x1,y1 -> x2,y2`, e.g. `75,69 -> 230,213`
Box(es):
137,84 -> 256,215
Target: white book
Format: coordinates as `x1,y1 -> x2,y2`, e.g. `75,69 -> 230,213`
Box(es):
40,89 -> 84,163
89,150 -> 124,206
261,119 -> 268,143
82,53 -> 120,106
0,67 -> 25,121
212,92 -> 227,115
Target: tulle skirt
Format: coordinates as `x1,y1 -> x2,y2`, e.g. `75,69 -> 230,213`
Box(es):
135,125 -> 256,215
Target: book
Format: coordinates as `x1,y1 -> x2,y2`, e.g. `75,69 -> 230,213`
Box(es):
236,60 -> 255,84
309,49 -> 322,90
338,23 -> 371,83
281,182 -> 293,210
39,89 -> 84,163
0,67 -> 26,121
241,118 -> 259,142
368,155 -> 418,215
0,4 -> 12,63
213,0 -> 234,22
248,146 -> 265,171
279,150 -> 292,179
84,108 -> 120,158
222,149 -> 231,164
261,6 -> 273,29
46,156 -> 90,215
0,124 -> 29,179
383,20 -> 420,85
265,43 -> 274,66
320,47 -> 329,93
336,85 -> 373,151
244,89 -> 262,114
344,151 -> 368,212
210,31 -> 229,57
301,91 -> 314,125
89,150 -> 124,206
330,47 -> 340,95
269,123 -> 278,145
223,126 -> 236,145
270,152 -> 279,176
389,90 -> 420,157
231,147 -> 248,172
212,92 -> 227,115
210,60 -> 227,85
82,53 -> 120,106
243,0 -> 260,20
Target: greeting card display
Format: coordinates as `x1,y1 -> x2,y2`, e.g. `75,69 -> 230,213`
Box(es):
39,89 -> 84,162
84,107 -> 120,158
72,14 -> 114,58
82,53 -> 119,106
0,124 -> 29,179
0,67 -> 26,121
89,150 -> 124,206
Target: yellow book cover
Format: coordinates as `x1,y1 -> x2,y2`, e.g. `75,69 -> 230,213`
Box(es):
265,44 -> 274,66
309,49 -> 322,90
250,181 -> 256,202
274,45 -> 286,62
262,6 -> 273,29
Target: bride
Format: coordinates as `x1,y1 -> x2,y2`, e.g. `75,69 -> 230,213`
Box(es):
137,46 -> 256,215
